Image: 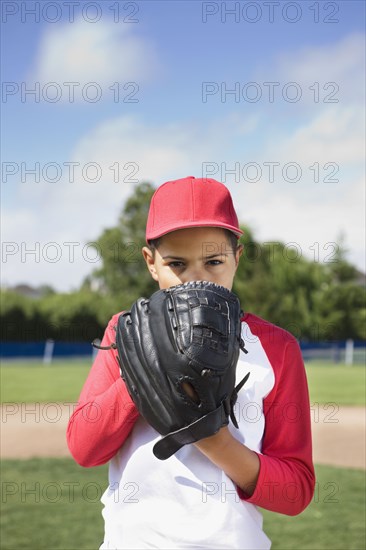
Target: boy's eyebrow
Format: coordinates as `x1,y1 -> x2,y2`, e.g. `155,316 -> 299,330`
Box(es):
202,252 -> 227,260
162,253 -> 229,260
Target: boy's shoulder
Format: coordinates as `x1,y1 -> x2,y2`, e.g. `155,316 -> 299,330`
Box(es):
241,311 -> 299,348
109,311 -> 124,325
103,311 -> 124,341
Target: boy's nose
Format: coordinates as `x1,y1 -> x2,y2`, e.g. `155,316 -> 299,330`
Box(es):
181,268 -> 206,284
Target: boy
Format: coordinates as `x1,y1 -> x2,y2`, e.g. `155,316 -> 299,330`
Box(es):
67,176 -> 315,549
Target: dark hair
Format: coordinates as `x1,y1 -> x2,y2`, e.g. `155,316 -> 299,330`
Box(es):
148,228 -> 240,258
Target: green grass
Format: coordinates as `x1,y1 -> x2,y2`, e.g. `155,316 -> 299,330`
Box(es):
0,459 -> 365,550
0,457 -> 107,550
305,363 -> 366,406
263,464 -> 366,550
0,360 -> 91,403
1,360 -> 365,405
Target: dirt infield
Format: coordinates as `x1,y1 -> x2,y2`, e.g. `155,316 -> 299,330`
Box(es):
1,404 -> 365,469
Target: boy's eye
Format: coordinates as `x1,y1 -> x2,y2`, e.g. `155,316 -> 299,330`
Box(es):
168,260 -> 224,268
168,261 -> 184,267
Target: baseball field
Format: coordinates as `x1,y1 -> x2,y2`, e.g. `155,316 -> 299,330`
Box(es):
1,360 -> 365,549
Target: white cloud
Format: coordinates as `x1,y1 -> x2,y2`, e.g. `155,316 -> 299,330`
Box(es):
241,176 -> 365,269
271,106 -> 364,165
72,116 -> 191,183
275,32 -> 365,104
31,19 -> 159,89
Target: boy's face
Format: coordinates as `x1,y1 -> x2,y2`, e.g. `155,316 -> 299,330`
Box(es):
142,227 -> 243,291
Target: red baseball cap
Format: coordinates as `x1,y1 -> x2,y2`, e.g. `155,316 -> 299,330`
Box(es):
146,176 -> 243,244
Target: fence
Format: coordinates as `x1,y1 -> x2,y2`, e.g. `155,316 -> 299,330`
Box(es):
300,340 -> 366,365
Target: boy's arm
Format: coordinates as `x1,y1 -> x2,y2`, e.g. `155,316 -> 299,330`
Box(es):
195,337 -> 315,516
66,314 -> 139,467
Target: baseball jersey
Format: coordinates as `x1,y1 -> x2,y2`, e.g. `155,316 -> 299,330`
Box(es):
67,311 -> 315,549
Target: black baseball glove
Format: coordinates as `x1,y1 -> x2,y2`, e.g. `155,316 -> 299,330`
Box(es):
115,280 -> 249,460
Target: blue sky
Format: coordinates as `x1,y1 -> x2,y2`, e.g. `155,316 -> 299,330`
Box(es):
1,0 -> 365,291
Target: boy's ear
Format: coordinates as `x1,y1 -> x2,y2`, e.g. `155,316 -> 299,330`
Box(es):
141,246 -> 159,282
235,244 -> 244,266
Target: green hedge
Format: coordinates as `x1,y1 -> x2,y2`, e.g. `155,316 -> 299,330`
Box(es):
0,290 -> 114,342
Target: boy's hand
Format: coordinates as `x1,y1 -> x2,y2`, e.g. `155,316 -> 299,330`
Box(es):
194,427 -> 260,497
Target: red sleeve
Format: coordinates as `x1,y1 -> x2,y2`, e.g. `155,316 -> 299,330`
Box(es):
66,313 -> 139,467
238,320 -> 315,515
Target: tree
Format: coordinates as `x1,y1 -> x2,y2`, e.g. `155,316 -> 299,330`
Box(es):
83,182 -> 158,311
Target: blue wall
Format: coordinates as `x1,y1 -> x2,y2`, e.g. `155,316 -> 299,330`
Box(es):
0,341 -> 93,358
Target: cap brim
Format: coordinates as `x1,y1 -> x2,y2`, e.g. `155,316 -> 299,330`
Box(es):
146,221 -> 244,242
